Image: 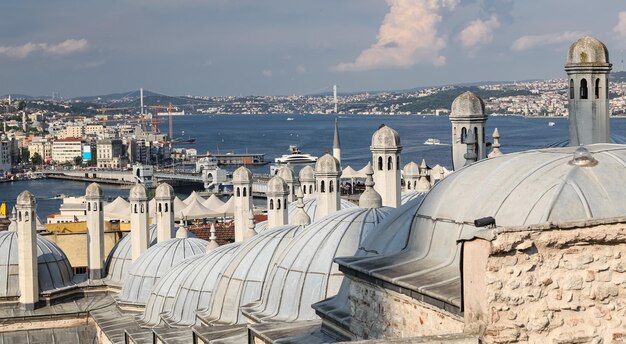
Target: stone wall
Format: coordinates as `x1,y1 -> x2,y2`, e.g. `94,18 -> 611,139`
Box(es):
347,275 -> 464,339
463,222 -> 626,343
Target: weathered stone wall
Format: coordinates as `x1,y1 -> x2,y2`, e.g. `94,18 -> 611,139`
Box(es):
465,222 -> 626,343
346,276 -> 464,339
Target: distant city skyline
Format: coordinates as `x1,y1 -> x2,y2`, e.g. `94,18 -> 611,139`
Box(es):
1,0 -> 625,97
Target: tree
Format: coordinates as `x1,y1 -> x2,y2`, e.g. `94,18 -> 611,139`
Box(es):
73,156 -> 83,166
20,148 -> 30,163
31,153 -> 43,166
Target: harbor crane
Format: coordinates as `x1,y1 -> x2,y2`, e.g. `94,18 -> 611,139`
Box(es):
145,103 -> 177,143
97,107 -> 131,127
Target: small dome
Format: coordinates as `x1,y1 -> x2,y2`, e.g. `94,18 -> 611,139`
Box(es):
129,184 -> 148,201
233,166 -> 253,184
254,198 -> 357,232
402,162 -> 420,178
277,166 -> 297,184
155,183 -> 174,199
17,191 -> 36,207
138,243 -> 241,327
118,236 -> 208,306
299,165 -> 315,182
315,154 -> 341,175
85,183 -> 103,198
242,207 -> 393,323
104,225 -> 181,287
450,91 -> 486,119
267,175 -> 289,196
567,36 -> 609,64
0,231 -> 74,297
371,125 -> 401,149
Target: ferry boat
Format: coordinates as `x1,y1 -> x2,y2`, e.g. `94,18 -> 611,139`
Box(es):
286,117 -> 294,121
274,145 -> 318,164
424,138 -> 441,145
548,122 -> 556,127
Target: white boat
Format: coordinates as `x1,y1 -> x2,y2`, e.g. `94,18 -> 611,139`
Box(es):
548,122 -> 555,127
286,117 -> 294,121
424,138 -> 441,145
275,145 -> 318,164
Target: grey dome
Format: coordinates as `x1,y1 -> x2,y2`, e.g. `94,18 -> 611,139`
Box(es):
371,124 -> 401,149
169,225 -> 305,326
85,183 -> 103,198
254,197 -> 357,232
338,144 -> 626,310
401,191 -> 426,205
104,225 -> 180,287
315,154 -> 341,174
402,161 -> 420,178
129,184 -> 148,201
298,165 -> 315,182
242,206 -> 393,323
138,243 -> 240,327
266,175 -> 288,196
118,236 -> 208,306
567,36 -> 609,64
232,166 -> 253,183
155,183 -> 174,199
17,191 -> 36,206
0,231 -> 74,297
277,166 -> 297,183
450,91 -> 486,119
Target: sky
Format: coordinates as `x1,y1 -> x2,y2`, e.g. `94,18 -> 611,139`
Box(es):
1,0 -> 625,97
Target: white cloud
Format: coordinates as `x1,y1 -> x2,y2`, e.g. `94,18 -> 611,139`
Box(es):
0,39 -> 88,58
261,69 -> 273,77
335,0 -> 458,72
614,11 -> 626,44
511,32 -> 584,51
458,15 -> 500,48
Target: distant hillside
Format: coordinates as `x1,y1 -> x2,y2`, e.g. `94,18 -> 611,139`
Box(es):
612,71 -> 626,83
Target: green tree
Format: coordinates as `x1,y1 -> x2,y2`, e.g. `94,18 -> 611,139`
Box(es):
20,148 -> 30,163
73,156 -> 83,166
31,152 -> 43,166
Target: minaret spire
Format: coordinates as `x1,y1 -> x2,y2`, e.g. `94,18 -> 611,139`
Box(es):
333,117 -> 341,164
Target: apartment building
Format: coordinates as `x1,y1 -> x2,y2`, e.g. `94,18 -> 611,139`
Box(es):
52,138 -> 83,163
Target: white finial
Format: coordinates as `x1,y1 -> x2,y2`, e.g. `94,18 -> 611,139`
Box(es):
207,224 -> 219,252
359,162 -> 382,208
291,188 -> 311,226
488,128 -> 503,158
175,227 -> 189,238
416,159 -> 431,192
244,209 -> 257,240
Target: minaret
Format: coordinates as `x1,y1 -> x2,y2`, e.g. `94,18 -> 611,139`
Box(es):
464,131 -> 478,166
22,111 -> 27,132
277,166 -> 299,203
233,166 -> 253,242
266,175 -> 289,229
416,159 -> 431,192
450,91 -> 488,170
314,153 -> 342,220
371,124 -> 402,208
488,128 -> 503,158
244,210 -> 258,240
206,224 -> 219,252
85,183 -> 105,280
359,162 -> 382,208
565,36 -> 612,145
129,184 -> 149,261
333,117 -> 341,164
402,162 -> 420,192
291,188 -> 311,226
298,165 -> 316,197
155,183 -> 175,242
16,191 -> 38,310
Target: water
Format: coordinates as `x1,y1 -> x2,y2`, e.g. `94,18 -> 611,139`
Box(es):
3,114 -> 626,218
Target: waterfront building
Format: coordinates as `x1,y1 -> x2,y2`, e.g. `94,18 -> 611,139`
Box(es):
0,135 -> 11,175
51,138 -> 83,164
96,138 -> 126,168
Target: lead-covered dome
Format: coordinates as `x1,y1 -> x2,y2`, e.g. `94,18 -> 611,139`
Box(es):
402,161 -> 420,178
233,166 -> 253,183
129,184 -> 148,200
0,231 -> 74,297
277,166 -> 297,184
155,183 -> 174,199
567,36 -> 609,64
242,206 -> 393,322
17,191 -> 36,206
299,165 -> 315,182
370,124 -> 401,149
450,91 -> 486,119
338,144 -> 626,310
266,175 -> 288,196
315,154 -> 341,174
118,236 -> 208,306
254,197 -> 357,232
85,183 -> 103,198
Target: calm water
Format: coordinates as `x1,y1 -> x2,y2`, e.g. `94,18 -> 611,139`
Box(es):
3,114 -> 626,217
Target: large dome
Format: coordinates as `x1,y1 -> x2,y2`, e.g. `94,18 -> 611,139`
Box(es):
242,206 -> 393,322
254,197 -> 357,232
0,231 -> 74,297
567,36 -> 609,64
104,225 -> 179,287
138,243 -> 240,327
337,144 -> 626,310
117,236 -> 208,306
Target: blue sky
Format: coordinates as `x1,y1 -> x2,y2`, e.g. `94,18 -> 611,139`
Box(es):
1,0 -> 625,97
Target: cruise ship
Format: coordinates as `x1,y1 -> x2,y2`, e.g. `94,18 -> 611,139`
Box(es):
274,145 -> 318,164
